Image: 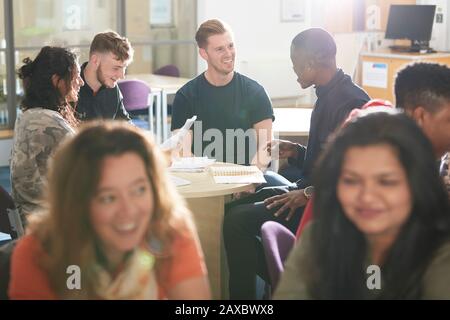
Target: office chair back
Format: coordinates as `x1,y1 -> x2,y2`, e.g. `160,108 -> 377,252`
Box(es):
0,240 -> 17,300
118,79 -> 151,112
261,221 -> 295,290
154,64 -> 180,78
0,186 -> 24,240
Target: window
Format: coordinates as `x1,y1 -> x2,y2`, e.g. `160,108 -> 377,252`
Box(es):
0,0 -> 8,129
13,0 -> 117,48
8,0 -> 118,129
126,0 -> 197,77
1,0 -> 198,130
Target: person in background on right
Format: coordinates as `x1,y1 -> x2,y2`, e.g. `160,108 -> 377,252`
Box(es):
275,112 -> 450,299
394,62 -> 450,197
223,27 -> 369,300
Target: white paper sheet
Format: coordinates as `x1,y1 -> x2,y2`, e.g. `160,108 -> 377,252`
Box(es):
160,115 -> 197,150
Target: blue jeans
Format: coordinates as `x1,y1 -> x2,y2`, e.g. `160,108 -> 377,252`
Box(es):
260,170 -> 297,189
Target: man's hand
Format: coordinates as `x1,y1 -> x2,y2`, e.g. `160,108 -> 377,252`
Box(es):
264,189 -> 308,221
266,139 -> 299,160
161,149 -> 173,167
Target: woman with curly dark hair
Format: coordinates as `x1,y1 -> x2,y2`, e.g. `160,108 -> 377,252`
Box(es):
275,112 -> 450,299
10,46 -> 83,221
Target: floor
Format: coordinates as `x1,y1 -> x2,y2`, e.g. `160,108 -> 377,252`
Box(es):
131,116 -> 150,131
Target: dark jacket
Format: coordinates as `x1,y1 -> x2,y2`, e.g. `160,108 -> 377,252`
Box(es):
76,62 -> 131,121
291,69 -> 370,188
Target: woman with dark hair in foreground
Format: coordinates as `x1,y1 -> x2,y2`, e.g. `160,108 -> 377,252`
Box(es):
275,112 -> 450,299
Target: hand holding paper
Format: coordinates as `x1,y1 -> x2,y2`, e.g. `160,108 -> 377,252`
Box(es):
160,115 -> 197,151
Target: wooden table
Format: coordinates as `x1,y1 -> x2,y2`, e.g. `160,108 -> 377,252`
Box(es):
172,163 -> 254,299
0,129 -> 13,139
360,49 -> 450,104
127,74 -> 191,141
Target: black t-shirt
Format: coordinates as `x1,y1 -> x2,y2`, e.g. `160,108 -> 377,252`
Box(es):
171,72 -> 274,165
76,62 -> 131,121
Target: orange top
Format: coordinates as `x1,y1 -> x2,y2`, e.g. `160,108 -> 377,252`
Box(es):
8,231 -> 207,300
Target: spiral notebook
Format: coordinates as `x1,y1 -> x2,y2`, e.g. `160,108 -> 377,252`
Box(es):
209,166 -> 266,184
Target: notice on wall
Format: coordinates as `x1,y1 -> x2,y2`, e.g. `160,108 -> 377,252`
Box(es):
281,0 -> 306,22
363,62 -> 388,88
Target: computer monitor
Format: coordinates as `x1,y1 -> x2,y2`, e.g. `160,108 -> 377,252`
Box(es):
385,5 -> 436,52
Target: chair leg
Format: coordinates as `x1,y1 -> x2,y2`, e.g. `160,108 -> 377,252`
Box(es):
263,282 -> 272,300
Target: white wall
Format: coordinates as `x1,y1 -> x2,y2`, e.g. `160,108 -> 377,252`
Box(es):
418,0 -> 450,52
196,0 -> 314,101
195,0 -> 377,100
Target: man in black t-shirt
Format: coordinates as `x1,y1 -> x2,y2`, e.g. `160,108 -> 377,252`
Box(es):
171,19 -> 273,167
77,31 -> 133,121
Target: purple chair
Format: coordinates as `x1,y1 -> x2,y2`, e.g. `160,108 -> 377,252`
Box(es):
118,79 -> 151,112
261,221 -> 296,291
154,64 -> 180,78
118,79 -> 154,132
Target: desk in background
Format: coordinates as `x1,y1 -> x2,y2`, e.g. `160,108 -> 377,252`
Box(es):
126,74 -> 312,144
172,163 -> 254,299
360,49 -> 450,104
127,74 -> 191,142
273,107 -> 311,139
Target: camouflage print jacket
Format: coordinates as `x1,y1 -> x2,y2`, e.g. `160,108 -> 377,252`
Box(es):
10,108 -> 75,219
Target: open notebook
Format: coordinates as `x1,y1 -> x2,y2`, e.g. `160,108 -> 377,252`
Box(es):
209,166 -> 266,184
